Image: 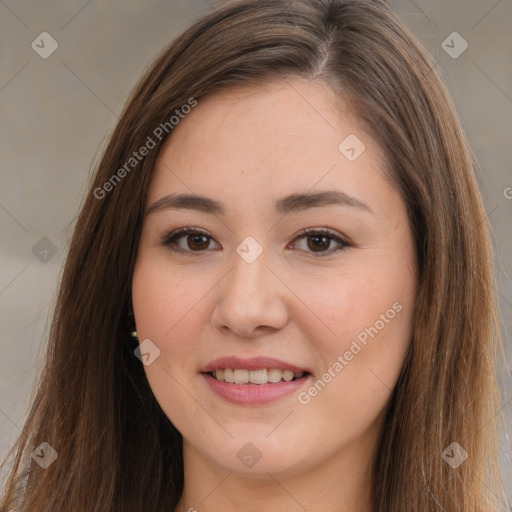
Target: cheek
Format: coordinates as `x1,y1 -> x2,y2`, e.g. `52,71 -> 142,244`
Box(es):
132,257 -> 213,432
305,263 -> 413,351
131,255 -> 212,403
132,253 -> 207,341
298,258 -> 414,414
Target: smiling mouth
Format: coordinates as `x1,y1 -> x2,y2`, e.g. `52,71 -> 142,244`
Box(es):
208,368 -> 309,385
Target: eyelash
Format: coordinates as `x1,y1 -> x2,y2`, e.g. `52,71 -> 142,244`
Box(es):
159,227 -> 352,257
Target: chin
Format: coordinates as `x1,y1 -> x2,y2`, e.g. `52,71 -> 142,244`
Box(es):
201,432 -> 311,477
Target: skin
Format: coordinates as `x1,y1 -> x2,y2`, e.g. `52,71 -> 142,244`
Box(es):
132,77 -> 418,512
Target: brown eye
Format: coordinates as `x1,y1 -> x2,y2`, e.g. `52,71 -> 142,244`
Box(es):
306,234 -> 332,252
161,228 -> 220,254
161,227 -> 350,257
291,228 -> 351,256
186,234 -> 210,251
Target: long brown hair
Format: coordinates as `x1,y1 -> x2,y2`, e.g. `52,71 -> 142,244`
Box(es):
1,0 -> 506,510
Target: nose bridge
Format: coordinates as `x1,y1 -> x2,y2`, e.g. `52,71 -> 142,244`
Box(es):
211,242 -> 288,336
228,243 -> 275,310
230,246 -> 268,299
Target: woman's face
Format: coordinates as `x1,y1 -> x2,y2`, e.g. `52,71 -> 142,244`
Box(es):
132,78 -> 418,478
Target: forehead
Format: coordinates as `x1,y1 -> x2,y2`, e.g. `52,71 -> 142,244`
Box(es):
164,78 -> 359,154
148,78 -> 390,212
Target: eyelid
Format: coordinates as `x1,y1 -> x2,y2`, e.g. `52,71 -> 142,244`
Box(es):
289,227 -> 351,255
159,226 -> 218,254
160,226 -> 352,256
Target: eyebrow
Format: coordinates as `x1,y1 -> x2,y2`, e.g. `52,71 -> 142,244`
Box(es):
145,190 -> 372,217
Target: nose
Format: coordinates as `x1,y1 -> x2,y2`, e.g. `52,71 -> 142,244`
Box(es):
210,248 -> 289,338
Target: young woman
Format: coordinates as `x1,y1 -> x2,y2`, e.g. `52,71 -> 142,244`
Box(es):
1,0 -> 507,510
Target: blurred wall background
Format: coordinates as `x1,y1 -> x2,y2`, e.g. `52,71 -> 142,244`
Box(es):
1,0 -> 510,504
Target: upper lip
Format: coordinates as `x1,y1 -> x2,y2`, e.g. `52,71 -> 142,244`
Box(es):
201,356 -> 310,374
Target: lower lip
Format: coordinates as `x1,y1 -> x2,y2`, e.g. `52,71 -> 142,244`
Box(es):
201,372 -> 312,405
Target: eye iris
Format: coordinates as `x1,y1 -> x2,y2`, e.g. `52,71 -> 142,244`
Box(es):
307,234 -> 330,252
188,234 -> 209,251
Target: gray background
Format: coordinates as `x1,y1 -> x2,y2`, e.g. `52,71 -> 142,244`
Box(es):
1,0 -> 511,505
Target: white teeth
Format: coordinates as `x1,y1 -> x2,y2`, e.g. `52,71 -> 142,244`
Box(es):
268,368 -> 282,383
233,369 -> 249,384
282,370 -> 294,382
211,368 -> 306,384
249,369 -> 268,384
